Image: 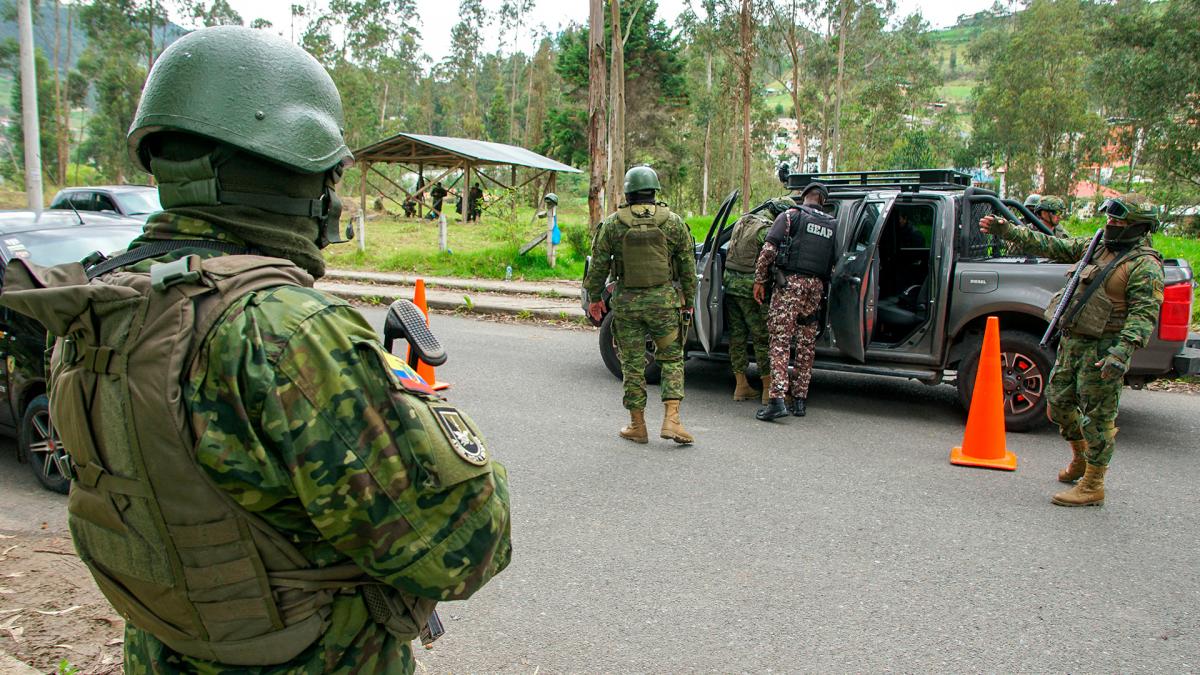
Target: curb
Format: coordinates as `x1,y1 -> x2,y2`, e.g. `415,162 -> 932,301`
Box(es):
315,282 -> 586,321
323,269 -> 581,299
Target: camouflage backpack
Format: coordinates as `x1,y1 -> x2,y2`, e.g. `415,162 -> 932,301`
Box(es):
725,213 -> 772,273
0,253 -> 433,665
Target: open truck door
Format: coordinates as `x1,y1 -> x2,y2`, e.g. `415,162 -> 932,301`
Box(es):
829,198 -> 894,362
694,190 -> 740,354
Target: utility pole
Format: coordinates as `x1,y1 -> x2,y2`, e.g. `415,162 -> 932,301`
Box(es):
17,0 -> 42,213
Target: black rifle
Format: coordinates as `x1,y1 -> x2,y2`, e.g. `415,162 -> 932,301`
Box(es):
1040,228 -> 1104,348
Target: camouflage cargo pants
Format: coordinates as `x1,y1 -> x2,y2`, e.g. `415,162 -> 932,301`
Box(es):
767,275 -> 823,399
1046,334 -> 1125,467
613,309 -> 686,410
726,293 -> 769,375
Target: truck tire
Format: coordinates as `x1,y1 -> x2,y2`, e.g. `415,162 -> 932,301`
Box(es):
598,312 -> 661,385
18,395 -> 70,495
956,330 -> 1053,433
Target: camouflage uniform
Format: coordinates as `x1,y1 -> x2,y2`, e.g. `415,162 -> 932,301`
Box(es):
996,220 -> 1165,467
754,241 -> 824,400
723,219 -> 770,376
117,215 -> 513,674
584,210 -> 697,410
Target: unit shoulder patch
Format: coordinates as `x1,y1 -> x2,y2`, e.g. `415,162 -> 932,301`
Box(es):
429,403 -> 488,466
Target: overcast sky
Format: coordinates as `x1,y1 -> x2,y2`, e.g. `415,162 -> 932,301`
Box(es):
218,0 -> 1003,64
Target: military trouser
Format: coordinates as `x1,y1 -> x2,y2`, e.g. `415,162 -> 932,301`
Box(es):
727,293 -> 769,376
1046,334 -> 1125,467
613,308 -> 686,410
767,275 -> 824,399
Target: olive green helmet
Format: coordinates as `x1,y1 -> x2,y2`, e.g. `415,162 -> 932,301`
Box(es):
543,192 -> 559,206
128,26 -> 351,174
623,166 -> 661,194
1100,193 -> 1158,225
1023,193 -> 1042,210
767,196 -> 796,216
1037,195 -> 1066,214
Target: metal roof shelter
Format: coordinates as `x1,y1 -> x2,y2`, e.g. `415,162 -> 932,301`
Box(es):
352,132 -> 580,223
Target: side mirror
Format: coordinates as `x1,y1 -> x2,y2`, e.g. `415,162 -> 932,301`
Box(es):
383,299 -> 447,368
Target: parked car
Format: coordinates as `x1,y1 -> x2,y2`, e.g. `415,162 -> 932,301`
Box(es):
49,185 -> 161,222
584,169 -> 1199,431
0,212 -> 144,493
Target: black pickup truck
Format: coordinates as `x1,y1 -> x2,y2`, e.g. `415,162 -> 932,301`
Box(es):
585,170 -> 1199,431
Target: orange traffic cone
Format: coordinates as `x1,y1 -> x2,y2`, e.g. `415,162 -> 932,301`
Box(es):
409,278 -> 450,391
950,315 -> 1017,470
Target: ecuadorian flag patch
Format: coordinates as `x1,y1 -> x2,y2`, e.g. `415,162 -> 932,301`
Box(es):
382,351 -> 437,396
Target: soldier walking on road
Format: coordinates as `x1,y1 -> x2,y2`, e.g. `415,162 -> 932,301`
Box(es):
753,183 -> 839,420
981,193 -> 1165,507
723,197 -> 796,403
584,166 -> 698,445
0,27 -> 511,672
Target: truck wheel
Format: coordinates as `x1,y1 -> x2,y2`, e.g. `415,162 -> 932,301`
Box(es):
956,331 -> 1053,433
598,312 -> 662,385
19,395 -> 70,495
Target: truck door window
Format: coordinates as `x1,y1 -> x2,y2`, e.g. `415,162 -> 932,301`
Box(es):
851,203 -> 881,252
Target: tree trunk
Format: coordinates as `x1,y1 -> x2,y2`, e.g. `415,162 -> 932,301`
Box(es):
738,0 -> 754,211
53,0 -> 67,186
702,50 -> 712,215
608,0 -> 625,212
586,0 -> 608,232
831,0 -> 850,172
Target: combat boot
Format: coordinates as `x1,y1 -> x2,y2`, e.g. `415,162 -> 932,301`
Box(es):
760,376 -> 773,405
1051,463 -> 1107,507
1057,439 -> 1088,483
619,409 -> 648,444
756,398 -> 789,421
733,373 -> 759,401
790,397 -> 807,417
660,400 -> 694,444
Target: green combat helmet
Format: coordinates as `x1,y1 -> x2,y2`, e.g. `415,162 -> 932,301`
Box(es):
623,166 -> 661,194
1024,193 -> 1042,210
1100,192 -> 1158,245
543,193 -> 559,206
128,26 -> 352,246
767,196 -> 796,217
1038,195 -> 1066,214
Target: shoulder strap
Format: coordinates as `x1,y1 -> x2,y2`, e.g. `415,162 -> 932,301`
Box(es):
87,240 -> 253,279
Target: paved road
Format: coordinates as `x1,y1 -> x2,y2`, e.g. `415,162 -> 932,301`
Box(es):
2,313 -> 1197,672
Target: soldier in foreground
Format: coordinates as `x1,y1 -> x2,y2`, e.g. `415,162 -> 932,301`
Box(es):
0,27 -> 511,672
723,197 -> 796,403
585,166 -> 698,445
753,183 -> 838,420
981,194 -> 1164,506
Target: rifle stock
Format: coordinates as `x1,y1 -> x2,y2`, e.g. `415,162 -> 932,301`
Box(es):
1040,228 -> 1104,347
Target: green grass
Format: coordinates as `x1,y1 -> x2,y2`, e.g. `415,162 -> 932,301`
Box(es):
685,214 -> 715,242
324,207 -> 588,281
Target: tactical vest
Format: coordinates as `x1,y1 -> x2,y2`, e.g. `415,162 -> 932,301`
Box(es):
0,254 -> 433,665
1046,244 -> 1161,338
775,206 -> 838,280
617,203 -> 674,288
725,213 -> 772,273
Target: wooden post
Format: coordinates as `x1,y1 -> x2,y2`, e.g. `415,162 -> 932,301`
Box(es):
511,164 -> 518,224
462,161 -> 472,223
438,211 -> 448,252
546,199 -> 557,269
358,161 -> 368,251
417,163 -> 425,217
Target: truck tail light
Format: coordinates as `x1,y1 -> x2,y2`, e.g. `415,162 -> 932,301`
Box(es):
1158,282 -> 1193,342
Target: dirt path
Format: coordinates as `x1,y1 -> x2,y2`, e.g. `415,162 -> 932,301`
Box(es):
0,532 -> 123,674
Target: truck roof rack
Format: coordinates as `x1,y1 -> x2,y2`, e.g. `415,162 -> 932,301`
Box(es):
785,169 -> 972,192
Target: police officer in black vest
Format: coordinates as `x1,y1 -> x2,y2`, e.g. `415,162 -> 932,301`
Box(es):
752,182 -> 838,420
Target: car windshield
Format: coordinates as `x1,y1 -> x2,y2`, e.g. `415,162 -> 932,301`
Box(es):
113,190 -> 161,215
2,227 -> 142,268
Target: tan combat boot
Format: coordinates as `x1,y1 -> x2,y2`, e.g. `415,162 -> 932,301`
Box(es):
1057,440 -> 1089,483
1051,463 -> 1107,507
619,409 -> 648,444
760,376 -> 773,405
733,373 -> 759,401
660,400 -> 694,445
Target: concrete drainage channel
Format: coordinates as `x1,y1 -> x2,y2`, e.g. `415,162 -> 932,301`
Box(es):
316,270 -> 586,321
